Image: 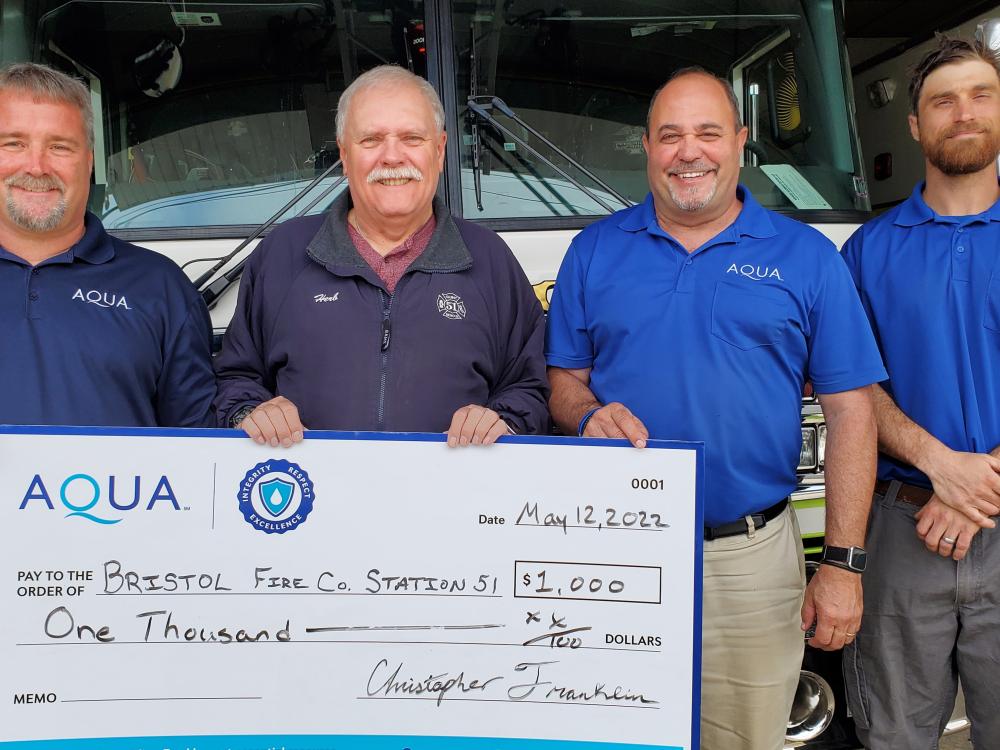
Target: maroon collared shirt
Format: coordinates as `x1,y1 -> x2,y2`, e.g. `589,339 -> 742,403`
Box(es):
347,215 -> 436,294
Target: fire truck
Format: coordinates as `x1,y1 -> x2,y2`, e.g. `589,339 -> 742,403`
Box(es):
0,0 -> 974,745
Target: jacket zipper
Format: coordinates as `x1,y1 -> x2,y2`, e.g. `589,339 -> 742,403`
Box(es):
377,289 -> 393,429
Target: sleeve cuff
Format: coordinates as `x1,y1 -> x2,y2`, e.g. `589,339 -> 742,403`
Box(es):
810,367 -> 889,395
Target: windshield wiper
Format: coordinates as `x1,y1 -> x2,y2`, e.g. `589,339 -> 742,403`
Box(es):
466,97 -> 632,214
194,159 -> 345,309
467,23 -> 484,211
489,96 -> 632,209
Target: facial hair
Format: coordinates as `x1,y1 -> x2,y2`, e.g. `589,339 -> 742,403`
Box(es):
666,161 -> 717,212
923,121 -> 1000,176
367,165 -> 424,183
4,173 -> 68,232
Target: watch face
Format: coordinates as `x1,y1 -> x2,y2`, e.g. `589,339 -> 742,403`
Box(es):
852,549 -> 868,571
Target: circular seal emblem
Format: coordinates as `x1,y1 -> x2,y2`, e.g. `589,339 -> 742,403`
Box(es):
237,459 -> 315,534
436,292 -> 467,320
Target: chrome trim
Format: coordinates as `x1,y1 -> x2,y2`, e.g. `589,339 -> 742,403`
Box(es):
786,670 -> 836,742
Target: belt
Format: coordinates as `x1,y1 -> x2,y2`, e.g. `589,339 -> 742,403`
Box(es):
874,479 -> 934,507
704,498 -> 788,541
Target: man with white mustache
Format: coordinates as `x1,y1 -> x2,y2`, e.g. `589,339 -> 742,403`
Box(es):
546,68 -> 885,749
841,36 -> 1000,748
0,62 -> 215,427
214,65 -> 547,443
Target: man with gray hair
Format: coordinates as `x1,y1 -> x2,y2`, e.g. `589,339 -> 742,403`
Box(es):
214,65 -> 547,443
0,62 -> 215,427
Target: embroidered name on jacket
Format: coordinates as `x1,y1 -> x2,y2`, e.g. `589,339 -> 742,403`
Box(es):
71,288 -> 132,310
314,292 -> 340,303
726,263 -> 783,281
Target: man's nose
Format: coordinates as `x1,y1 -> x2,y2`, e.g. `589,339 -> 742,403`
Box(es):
23,145 -> 51,175
676,134 -> 702,161
380,135 -> 406,163
955,96 -> 977,122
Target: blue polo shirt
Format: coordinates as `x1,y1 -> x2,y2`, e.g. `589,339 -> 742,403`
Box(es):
842,182 -> 1000,489
0,213 -> 216,427
546,187 -> 886,526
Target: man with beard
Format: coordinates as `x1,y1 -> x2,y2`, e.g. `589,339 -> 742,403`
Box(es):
841,36 -> 1000,748
214,65 -> 547,443
0,63 -> 215,427
545,67 -> 885,749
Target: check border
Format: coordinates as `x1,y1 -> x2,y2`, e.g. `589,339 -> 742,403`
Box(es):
0,426 -> 705,750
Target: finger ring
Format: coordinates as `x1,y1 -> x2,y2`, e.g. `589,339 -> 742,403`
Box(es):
845,632 -> 856,637
942,536 -> 957,544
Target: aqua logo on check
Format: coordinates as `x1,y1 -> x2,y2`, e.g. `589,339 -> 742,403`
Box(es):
18,473 -> 181,525
237,459 -> 315,534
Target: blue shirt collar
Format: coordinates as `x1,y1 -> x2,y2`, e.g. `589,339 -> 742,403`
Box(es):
0,212 -> 115,266
619,185 -> 777,242
894,181 -> 1000,227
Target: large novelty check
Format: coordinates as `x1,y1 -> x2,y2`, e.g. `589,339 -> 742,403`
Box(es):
0,428 -> 703,750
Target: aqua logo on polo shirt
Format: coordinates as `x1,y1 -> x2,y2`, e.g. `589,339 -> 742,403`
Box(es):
18,472 -> 181,524
237,459 -> 315,534
71,288 -> 132,310
725,263 -> 783,282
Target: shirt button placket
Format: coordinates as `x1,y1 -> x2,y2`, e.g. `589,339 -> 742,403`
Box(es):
27,267 -> 42,319
675,255 -> 696,292
952,226 -> 970,282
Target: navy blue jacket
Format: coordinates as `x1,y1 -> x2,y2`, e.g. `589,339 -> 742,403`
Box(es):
214,193 -> 549,434
0,213 -> 215,427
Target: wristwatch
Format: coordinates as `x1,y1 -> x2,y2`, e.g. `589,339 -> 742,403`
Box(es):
820,545 -> 867,573
229,404 -> 257,428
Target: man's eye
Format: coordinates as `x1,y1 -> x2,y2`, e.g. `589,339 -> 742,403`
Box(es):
700,133 -> 721,140
661,135 -> 680,144
403,136 -> 425,145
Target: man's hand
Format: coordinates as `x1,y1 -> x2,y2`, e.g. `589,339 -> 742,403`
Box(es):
801,565 -> 863,651
583,402 -> 649,448
915,496 -> 982,561
447,405 -> 509,447
925,449 -> 1000,528
239,396 -> 305,448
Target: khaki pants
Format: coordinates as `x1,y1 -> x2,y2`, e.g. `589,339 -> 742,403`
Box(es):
701,506 -> 806,750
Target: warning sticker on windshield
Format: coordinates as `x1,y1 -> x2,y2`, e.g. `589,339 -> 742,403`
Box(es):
761,165 -> 832,210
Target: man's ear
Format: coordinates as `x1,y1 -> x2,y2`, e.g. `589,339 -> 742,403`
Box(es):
736,125 -> 749,151
908,113 -> 920,143
436,129 -> 447,170
338,139 -> 348,176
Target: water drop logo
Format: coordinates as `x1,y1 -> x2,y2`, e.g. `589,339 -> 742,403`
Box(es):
237,459 -> 315,534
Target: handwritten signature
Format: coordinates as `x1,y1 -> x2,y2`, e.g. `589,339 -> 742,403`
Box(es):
365,659 -> 657,707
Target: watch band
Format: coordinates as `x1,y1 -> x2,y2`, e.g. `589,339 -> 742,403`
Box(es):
820,544 -> 867,573
229,404 -> 257,429
819,558 -> 862,573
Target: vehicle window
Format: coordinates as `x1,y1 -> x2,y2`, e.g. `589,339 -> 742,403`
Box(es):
452,0 -> 868,219
1,0 -> 426,231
